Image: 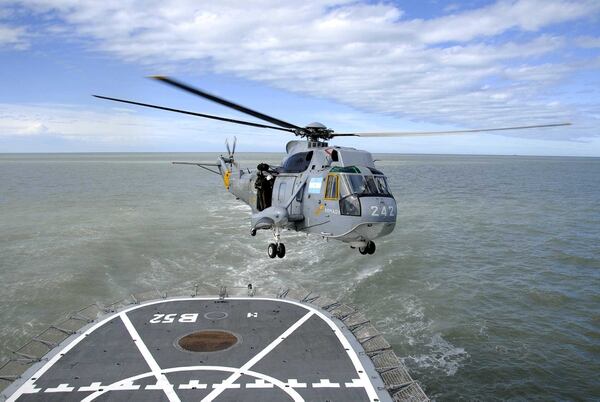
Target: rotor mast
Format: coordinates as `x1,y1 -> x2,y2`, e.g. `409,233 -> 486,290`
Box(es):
296,122 -> 334,144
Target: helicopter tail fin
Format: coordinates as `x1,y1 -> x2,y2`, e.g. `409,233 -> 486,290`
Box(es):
218,157 -> 231,190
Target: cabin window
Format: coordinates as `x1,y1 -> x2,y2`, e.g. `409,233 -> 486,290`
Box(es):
331,150 -> 339,162
278,182 -> 287,203
324,174 -> 339,200
282,151 -> 313,173
295,183 -> 304,202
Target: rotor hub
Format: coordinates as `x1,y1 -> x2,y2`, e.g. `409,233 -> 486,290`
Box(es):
297,122 -> 334,141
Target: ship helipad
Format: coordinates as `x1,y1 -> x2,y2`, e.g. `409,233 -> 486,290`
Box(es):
1,287 -> 427,401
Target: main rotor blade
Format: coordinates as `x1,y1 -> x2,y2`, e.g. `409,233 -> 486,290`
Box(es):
333,122 -> 572,137
151,76 -> 302,130
92,95 -> 294,133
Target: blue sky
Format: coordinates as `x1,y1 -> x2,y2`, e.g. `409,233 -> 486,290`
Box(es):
0,0 -> 599,155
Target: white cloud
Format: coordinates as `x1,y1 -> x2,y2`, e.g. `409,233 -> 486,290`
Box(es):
1,102 -> 596,155
576,36 -> 600,49
0,103 -> 159,140
0,103 -> 285,149
19,122 -> 49,135
414,0 -> 598,43
4,0 -> 600,141
0,24 -> 28,49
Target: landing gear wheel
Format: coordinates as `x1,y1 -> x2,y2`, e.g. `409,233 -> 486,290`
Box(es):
359,246 -> 368,255
267,243 -> 277,258
366,241 -> 376,255
277,243 -> 286,258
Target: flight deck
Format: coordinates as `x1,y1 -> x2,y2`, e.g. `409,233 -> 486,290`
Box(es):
1,286 -> 427,402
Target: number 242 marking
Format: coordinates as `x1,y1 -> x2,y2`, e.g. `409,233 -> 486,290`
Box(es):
370,205 -> 394,216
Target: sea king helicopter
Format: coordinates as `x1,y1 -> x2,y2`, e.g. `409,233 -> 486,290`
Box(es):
95,77 -> 569,258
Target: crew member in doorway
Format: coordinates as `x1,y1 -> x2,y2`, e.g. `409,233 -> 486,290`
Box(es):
255,170 -> 273,211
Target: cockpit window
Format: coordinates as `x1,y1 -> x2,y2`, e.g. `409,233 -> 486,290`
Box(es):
368,167 -> 383,175
374,176 -> 390,194
330,166 -> 360,173
347,174 -> 367,195
343,174 -> 391,196
282,151 -> 313,173
365,176 -> 378,194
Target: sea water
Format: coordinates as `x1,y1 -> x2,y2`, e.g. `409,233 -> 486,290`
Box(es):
0,153 -> 598,400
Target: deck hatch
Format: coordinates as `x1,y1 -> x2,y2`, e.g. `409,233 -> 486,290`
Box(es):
178,330 -> 238,352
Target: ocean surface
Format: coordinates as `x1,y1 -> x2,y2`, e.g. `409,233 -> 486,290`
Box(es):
0,153 -> 598,400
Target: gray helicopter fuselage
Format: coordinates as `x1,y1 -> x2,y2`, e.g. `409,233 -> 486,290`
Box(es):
218,140 -> 396,248
93,76 -> 569,257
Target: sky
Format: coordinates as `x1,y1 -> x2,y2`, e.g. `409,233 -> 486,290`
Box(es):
0,0 -> 599,156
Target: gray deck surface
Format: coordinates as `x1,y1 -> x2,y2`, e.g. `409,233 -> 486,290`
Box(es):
6,298 -> 388,401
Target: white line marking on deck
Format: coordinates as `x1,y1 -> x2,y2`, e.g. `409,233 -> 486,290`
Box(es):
79,382 -> 102,392
78,366 -> 303,401
36,377 -> 366,394
300,304 -> 378,399
286,379 -> 307,388
179,380 -> 207,390
201,311 -> 314,402
22,383 -> 42,394
246,379 -> 274,388
114,381 -> 140,391
45,383 -> 74,393
120,313 -> 180,402
345,378 -> 366,388
146,382 -> 168,390
20,384 -> 41,394
212,381 -> 241,389
312,379 -> 340,388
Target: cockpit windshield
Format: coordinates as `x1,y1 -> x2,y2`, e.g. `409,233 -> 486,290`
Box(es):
374,176 -> 390,194
341,174 -> 391,197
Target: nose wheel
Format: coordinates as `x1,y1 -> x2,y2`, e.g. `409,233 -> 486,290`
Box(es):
267,228 -> 285,258
252,225 -> 285,258
359,241 -> 376,255
268,242 -> 285,258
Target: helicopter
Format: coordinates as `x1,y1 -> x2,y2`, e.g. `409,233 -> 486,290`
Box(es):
94,76 -> 570,258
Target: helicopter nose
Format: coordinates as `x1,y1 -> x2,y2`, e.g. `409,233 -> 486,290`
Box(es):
361,197 -> 397,222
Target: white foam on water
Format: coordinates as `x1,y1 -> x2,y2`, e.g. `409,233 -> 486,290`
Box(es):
405,333 -> 469,377
355,264 -> 383,282
231,204 -> 252,211
377,297 -> 430,347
